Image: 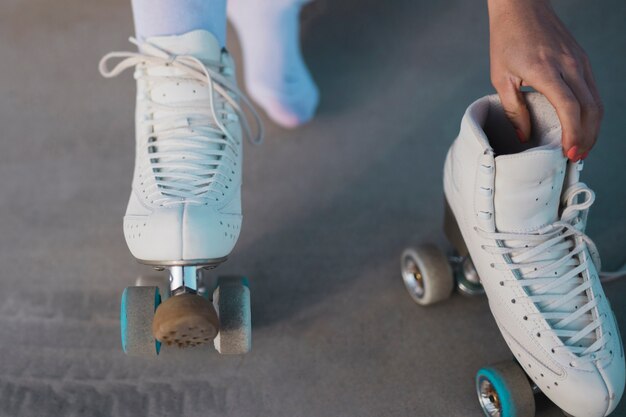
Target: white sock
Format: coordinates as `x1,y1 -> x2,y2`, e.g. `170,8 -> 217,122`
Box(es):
228,0 -> 319,128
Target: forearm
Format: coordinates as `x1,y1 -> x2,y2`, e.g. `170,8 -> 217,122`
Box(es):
487,0 -> 558,28
488,0 -> 550,12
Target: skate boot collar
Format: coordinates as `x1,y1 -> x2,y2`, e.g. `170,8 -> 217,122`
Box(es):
142,30 -> 223,63
462,93 -> 562,155
462,93 -> 568,233
493,149 -> 567,233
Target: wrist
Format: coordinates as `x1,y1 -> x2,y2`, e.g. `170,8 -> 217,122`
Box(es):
488,0 -> 546,6
488,0 -> 549,21
488,0 -> 548,12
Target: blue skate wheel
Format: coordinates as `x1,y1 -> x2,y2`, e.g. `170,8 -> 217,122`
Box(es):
475,361 -> 535,417
120,286 -> 162,357
213,276 -> 251,355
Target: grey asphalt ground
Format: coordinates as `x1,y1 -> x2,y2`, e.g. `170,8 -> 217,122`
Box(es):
1,0 -> 625,416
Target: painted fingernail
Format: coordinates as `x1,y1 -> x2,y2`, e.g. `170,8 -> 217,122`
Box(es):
567,146 -> 579,161
515,129 -> 528,143
580,151 -> 589,160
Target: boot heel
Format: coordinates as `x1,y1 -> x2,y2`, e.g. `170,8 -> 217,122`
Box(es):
443,197 -> 469,257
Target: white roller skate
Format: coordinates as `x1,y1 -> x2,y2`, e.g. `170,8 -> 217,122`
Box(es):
401,93 -> 625,416
99,30 -> 262,357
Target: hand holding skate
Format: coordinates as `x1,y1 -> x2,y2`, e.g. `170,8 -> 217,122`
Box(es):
488,0 -> 602,160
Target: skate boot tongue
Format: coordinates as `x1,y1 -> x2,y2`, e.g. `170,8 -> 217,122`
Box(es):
142,30 -> 226,107
492,131 -> 596,352
494,147 -> 567,233
143,30 -> 222,63
139,30 -> 233,204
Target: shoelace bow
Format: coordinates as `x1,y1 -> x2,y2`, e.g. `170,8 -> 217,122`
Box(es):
98,37 -> 263,206
478,182 -> 614,365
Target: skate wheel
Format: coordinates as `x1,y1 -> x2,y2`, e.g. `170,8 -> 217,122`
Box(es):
120,286 -> 161,357
213,276 -> 251,354
135,274 -> 170,300
476,361 -> 535,417
400,245 -> 454,306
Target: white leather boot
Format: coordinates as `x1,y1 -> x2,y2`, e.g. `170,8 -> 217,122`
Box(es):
100,31 -> 258,356
444,93 -> 625,417
99,30 -> 262,264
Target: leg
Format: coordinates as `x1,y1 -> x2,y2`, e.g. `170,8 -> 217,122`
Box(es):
228,0 -> 319,128
132,0 -> 228,45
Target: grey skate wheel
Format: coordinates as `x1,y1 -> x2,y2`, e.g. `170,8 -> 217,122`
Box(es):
476,361 -> 535,417
401,245 -> 454,306
213,276 -> 251,355
120,286 -> 161,357
135,274 -> 169,300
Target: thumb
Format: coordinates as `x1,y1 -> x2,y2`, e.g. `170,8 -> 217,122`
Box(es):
495,81 -> 531,142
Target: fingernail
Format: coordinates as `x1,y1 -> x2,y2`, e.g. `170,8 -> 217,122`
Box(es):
515,129 -> 528,143
567,146 -> 579,161
580,151 -> 589,160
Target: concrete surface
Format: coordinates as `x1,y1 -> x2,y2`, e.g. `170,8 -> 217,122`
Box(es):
0,0 -> 625,416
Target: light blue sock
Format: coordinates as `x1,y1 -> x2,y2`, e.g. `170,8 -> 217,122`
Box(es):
228,0 -> 319,128
131,0 -> 227,46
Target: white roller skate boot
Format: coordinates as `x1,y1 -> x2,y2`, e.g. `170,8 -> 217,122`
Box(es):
444,93 -> 625,417
100,30 -> 261,356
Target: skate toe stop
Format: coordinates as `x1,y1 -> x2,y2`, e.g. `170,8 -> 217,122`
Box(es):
152,294 -> 219,348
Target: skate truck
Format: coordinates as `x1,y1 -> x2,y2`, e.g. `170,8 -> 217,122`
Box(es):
122,266 -> 251,356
